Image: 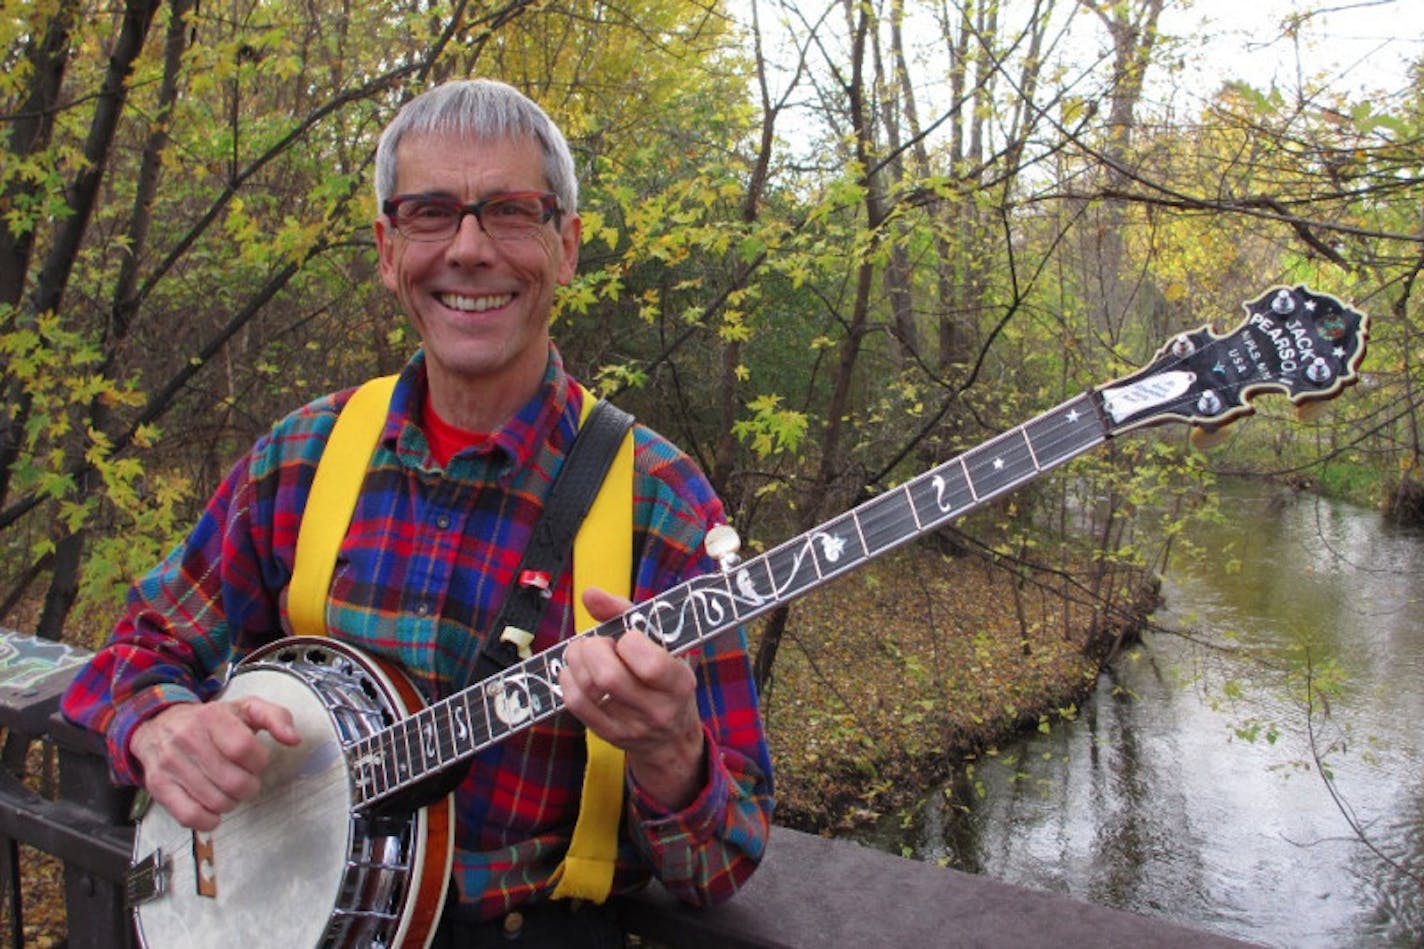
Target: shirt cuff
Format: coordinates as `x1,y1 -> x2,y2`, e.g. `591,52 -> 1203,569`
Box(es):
626,723 -> 727,837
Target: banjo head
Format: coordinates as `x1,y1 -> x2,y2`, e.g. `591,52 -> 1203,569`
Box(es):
133,665 -> 352,947
130,640 -> 451,949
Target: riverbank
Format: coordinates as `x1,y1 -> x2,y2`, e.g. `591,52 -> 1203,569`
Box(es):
757,543 -> 1159,833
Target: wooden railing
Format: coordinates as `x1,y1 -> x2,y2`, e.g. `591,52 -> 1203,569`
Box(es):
0,628 -> 1255,948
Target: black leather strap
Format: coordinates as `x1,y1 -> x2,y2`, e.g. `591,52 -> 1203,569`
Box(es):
473,399 -> 635,681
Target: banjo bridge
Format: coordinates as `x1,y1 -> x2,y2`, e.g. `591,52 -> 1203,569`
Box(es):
192,831 -> 218,897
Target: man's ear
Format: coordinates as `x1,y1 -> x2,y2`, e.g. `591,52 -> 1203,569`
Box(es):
557,213 -> 582,285
374,216 -> 398,291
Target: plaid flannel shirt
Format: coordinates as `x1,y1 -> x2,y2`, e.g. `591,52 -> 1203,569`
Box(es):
61,346 -> 773,918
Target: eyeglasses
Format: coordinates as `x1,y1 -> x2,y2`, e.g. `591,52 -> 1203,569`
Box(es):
382,191 -> 561,242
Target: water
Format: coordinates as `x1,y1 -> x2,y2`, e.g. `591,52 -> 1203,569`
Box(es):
862,479 -> 1424,947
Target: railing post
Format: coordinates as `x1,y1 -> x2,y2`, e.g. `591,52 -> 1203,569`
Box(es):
48,716 -> 135,948
0,629 -> 134,947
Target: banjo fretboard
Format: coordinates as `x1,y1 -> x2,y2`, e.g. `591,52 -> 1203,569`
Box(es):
346,284 -> 1369,810
346,390 -> 1108,807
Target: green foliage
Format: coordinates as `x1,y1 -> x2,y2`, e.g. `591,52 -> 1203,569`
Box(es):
1312,460 -> 1383,506
732,394 -> 808,459
3,0 -> 1422,670
2,309 -> 112,509
77,468 -> 190,621
0,305 -> 190,608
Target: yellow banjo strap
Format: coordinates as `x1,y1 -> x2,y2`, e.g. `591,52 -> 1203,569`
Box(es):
552,388 -> 633,901
289,374 -> 397,637
289,375 -> 632,904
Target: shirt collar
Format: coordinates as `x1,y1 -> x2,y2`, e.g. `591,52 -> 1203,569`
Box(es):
387,344 -> 582,476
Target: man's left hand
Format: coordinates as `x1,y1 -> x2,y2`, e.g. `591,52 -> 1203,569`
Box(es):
559,587 -> 707,811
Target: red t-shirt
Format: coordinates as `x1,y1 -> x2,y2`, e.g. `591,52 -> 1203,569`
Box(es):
422,392 -> 487,466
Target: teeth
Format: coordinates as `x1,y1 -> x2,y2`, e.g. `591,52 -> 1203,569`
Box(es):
440,292 -> 513,312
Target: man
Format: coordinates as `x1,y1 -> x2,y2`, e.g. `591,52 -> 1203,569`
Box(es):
61,79 -> 773,946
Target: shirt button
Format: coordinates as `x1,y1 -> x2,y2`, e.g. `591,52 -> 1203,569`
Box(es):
502,911 -> 524,936
435,514 -> 451,529
416,602 -> 430,617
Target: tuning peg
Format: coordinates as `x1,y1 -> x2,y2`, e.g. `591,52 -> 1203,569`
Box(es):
1190,425 -> 1231,451
1270,288 -> 1298,315
1295,399 -> 1332,423
704,523 -> 743,572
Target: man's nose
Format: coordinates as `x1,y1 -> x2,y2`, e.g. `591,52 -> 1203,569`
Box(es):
445,211 -> 496,259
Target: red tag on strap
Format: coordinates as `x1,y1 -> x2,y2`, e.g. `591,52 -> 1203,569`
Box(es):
518,569 -> 552,591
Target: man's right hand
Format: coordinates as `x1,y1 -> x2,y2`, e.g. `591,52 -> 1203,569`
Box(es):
130,698 -> 301,832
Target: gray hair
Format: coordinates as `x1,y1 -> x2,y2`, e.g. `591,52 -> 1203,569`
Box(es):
374,79 -> 578,215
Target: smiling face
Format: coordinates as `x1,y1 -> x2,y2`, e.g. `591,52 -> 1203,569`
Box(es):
374,132 -> 581,431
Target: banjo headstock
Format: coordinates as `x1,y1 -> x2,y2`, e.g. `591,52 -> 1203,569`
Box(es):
1097,284 -> 1369,438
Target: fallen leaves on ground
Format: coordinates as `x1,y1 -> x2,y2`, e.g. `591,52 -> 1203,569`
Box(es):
756,544 -> 1156,832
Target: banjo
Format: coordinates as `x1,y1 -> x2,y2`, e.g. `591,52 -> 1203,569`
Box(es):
125,285 -> 1367,947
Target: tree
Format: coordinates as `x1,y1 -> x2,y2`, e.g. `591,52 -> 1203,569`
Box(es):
0,0 -> 756,637
5,0 -> 1419,683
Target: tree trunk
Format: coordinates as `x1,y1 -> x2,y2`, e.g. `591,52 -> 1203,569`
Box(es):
1079,0 -> 1164,341
32,0 -> 165,640
756,0 -> 880,690
752,604 -> 790,696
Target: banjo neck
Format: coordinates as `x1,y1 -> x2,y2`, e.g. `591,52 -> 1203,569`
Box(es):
347,284 -> 1369,811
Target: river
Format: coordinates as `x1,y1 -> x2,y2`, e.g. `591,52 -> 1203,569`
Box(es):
856,478 -> 1424,947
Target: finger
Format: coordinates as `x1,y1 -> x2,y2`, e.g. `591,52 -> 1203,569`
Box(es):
133,702 -> 284,829
137,735 -> 228,833
562,633 -> 660,733
616,630 -> 695,695
560,634 -> 622,710
188,706 -> 270,798
142,733 -> 255,831
234,696 -> 302,747
205,703 -> 279,776
562,637 -> 690,747
172,761 -> 255,826
581,586 -> 633,623
146,774 -> 224,833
